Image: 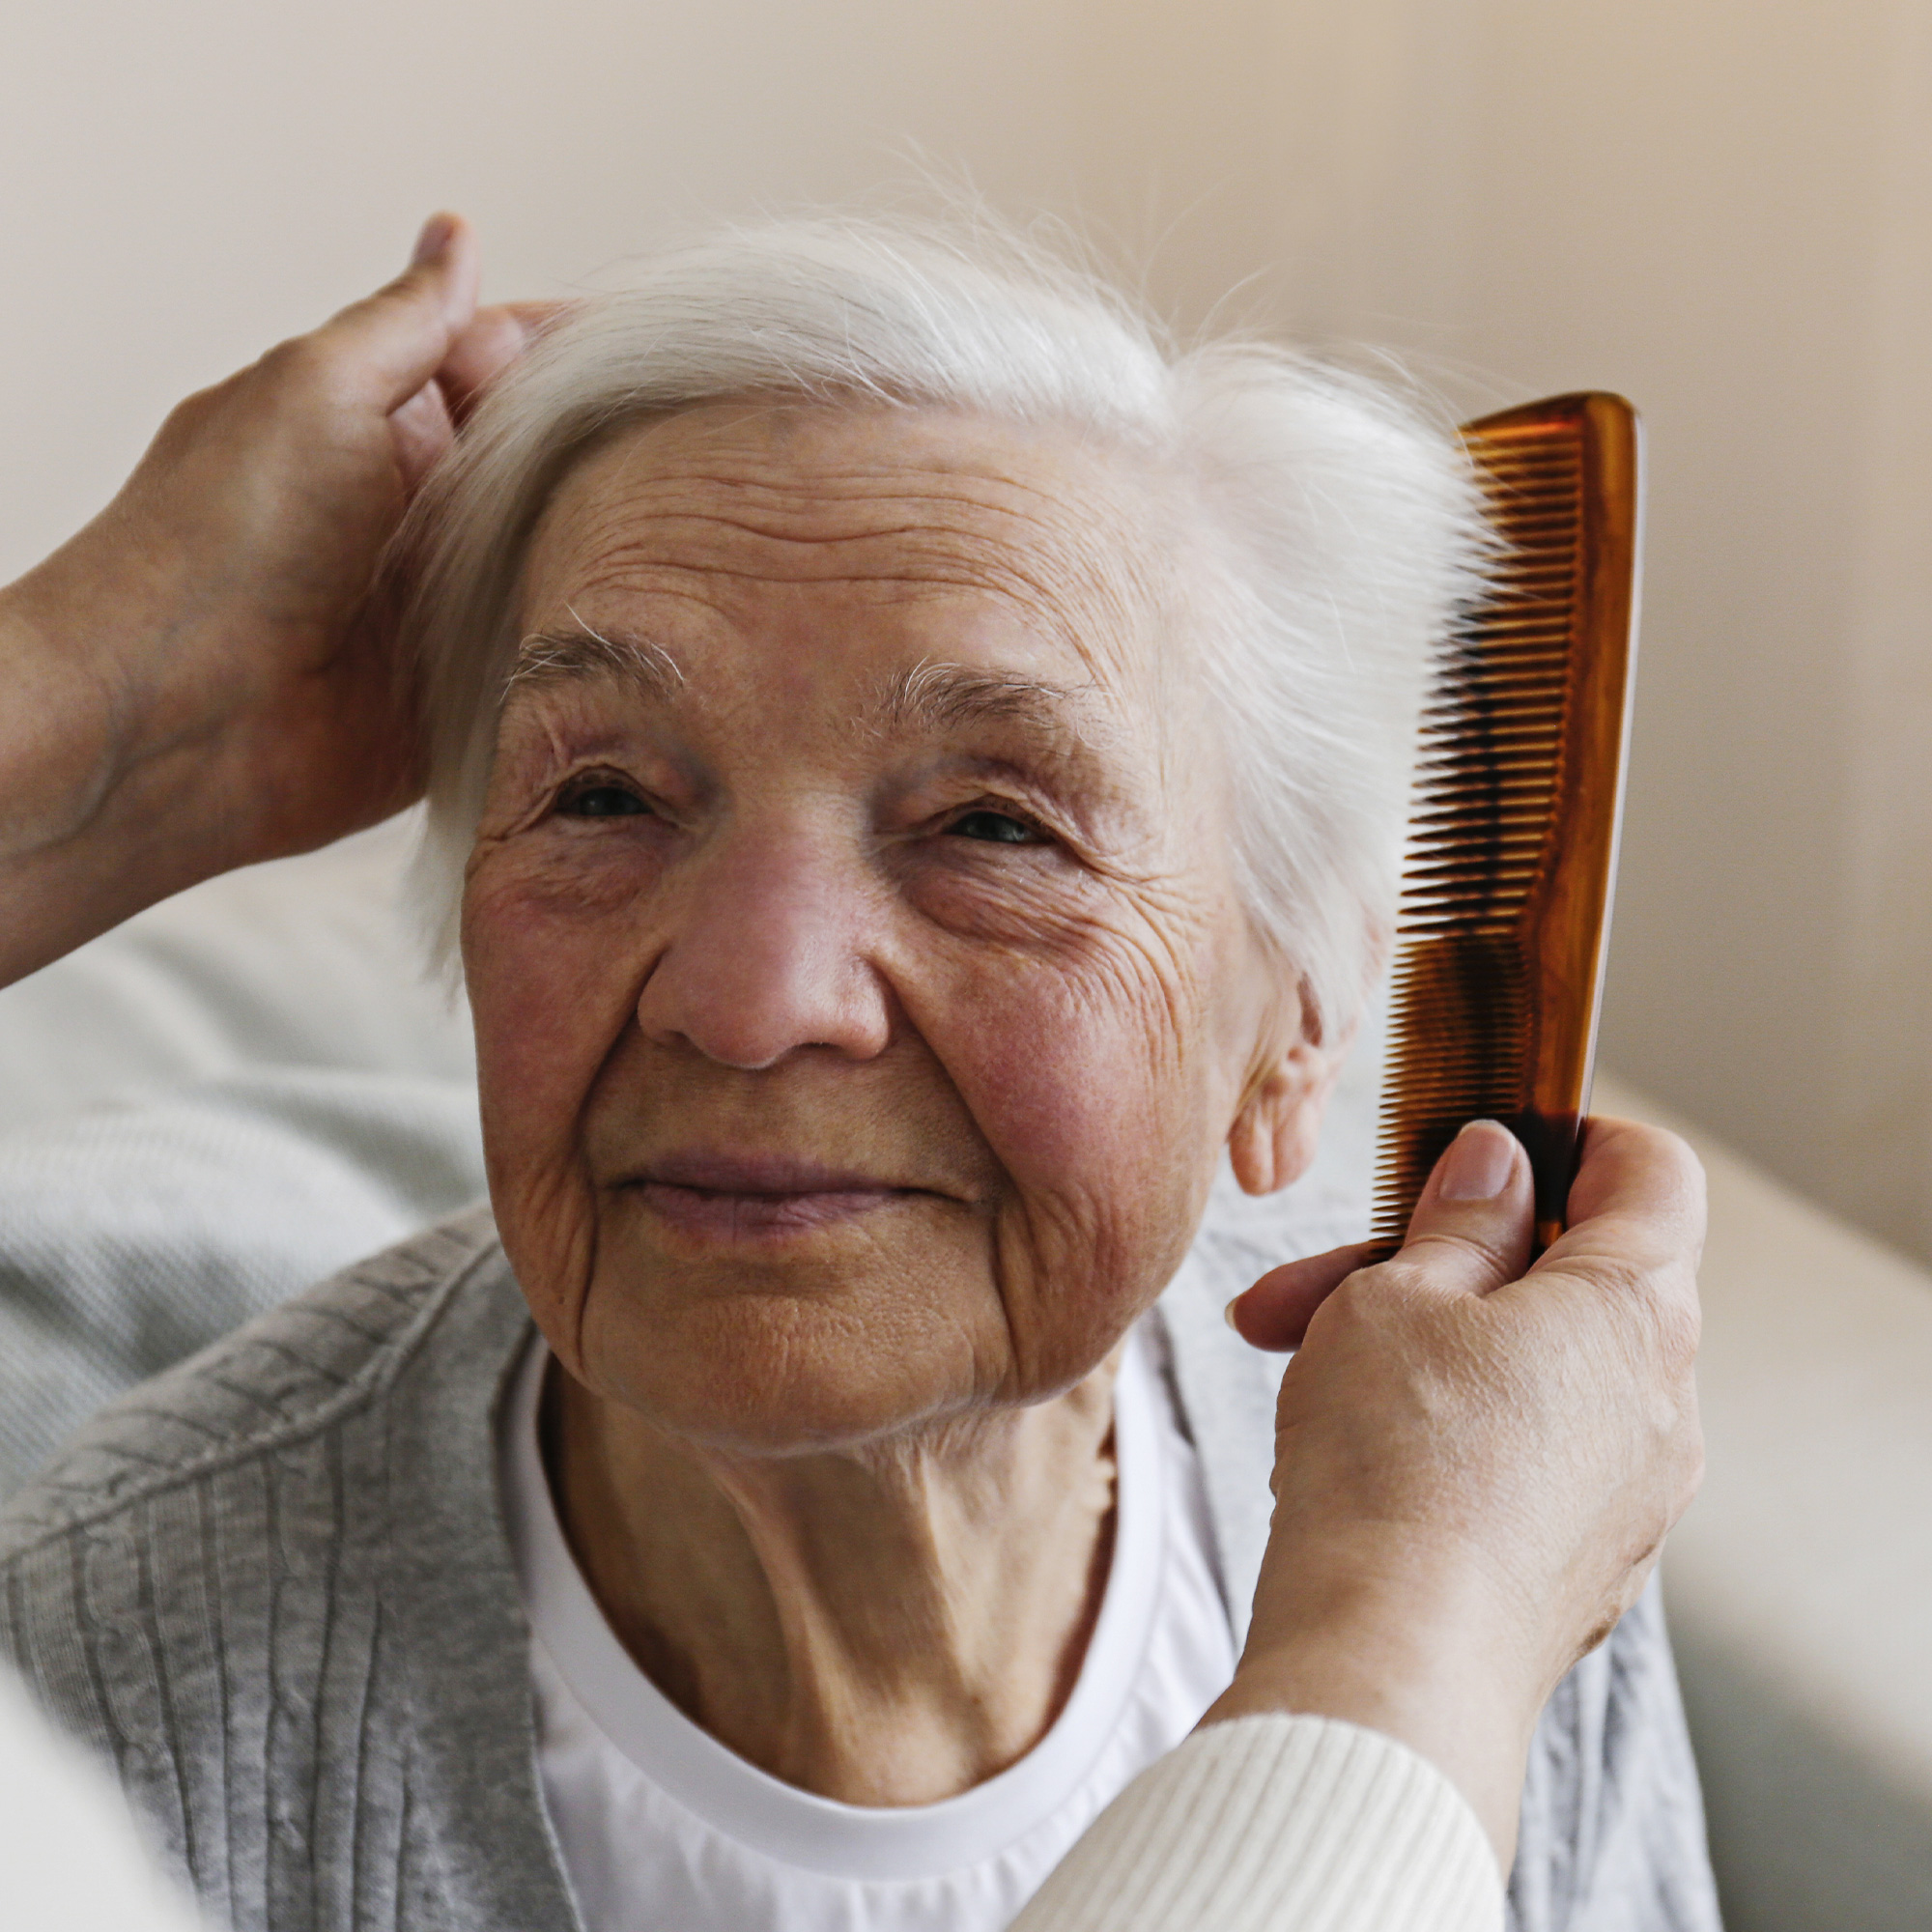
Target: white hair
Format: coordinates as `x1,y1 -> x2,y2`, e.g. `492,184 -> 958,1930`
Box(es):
405,214 -> 1488,1040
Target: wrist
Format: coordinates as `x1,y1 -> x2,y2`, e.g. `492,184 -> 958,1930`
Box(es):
0,571 -> 147,853
1204,1538 -> 1544,1869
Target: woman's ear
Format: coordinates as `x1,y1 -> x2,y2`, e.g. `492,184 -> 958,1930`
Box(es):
1227,1034 -> 1344,1197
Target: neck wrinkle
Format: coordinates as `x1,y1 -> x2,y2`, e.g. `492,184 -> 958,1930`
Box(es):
545,1347 -> 1125,1806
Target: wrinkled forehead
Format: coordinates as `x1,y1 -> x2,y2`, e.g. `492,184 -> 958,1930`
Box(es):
516,401 -> 1187,694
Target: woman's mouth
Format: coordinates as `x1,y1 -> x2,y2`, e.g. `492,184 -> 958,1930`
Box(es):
628,1152 -> 915,1242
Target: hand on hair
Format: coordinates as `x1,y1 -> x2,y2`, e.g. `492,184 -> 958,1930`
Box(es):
0,213 -> 551,985
1210,1116 -> 1706,1867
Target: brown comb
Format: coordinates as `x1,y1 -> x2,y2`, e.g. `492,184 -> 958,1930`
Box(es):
1369,392 -> 1642,1257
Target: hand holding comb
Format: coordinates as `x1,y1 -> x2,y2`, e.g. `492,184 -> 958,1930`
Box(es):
1370,393 -> 1642,1258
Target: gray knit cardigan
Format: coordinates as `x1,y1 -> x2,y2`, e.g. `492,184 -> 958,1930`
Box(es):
0,1208 -> 1721,1932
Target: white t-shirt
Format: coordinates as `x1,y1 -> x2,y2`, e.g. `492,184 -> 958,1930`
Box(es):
497,1326 -> 1239,1932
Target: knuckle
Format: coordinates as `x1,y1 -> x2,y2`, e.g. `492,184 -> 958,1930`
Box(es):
1405,1227 -> 1518,1287
1676,1432 -> 1708,1506
1321,1263 -> 1410,1331
156,383 -> 222,440
1576,1606 -> 1621,1660
1581,1252 -> 1702,1368
1620,1268 -> 1702,1376
1653,1128 -> 1710,1219
1321,1266 -> 1383,1321
1582,1250 -> 1650,1304
256,331 -> 336,393
1656,1125 -> 1706,1186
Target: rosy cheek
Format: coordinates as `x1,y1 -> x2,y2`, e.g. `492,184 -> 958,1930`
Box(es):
898,862 -> 1201,1185
958,982 -> 1207,1386
948,958 -> 1200,1227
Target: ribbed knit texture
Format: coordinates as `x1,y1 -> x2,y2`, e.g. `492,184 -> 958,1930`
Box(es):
0,1213 -> 1721,1932
0,1210 -> 577,1931
1012,1715 -> 1501,1932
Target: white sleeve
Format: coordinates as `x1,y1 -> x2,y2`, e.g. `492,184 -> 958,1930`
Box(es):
1011,1715 -> 1503,1932
0,1667 -> 206,1932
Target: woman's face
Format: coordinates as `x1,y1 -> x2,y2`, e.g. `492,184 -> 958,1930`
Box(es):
464,402 -> 1327,1452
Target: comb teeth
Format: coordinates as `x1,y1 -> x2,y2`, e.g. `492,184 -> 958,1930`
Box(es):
1368,431 -> 1587,1250
1371,936 -> 1531,1242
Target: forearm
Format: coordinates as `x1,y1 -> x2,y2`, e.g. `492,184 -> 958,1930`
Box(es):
0,571 -> 237,986
1204,1552 -> 1536,1869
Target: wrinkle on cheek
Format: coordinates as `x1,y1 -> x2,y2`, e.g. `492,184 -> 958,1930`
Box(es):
470,807 -> 679,928
989,1184 -> 1153,1391
1047,885 -> 1226,1079
1113,903 -> 1217,1053
919,867 -> 1230,1179
952,880 -> 1240,1388
468,861 -> 651,1380
496,1162 -> 603,1370
975,962 -> 1189,1168
468,883 -> 647,1112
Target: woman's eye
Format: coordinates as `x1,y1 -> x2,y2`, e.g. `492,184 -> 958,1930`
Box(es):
558,783 -> 649,819
948,809 -> 1046,845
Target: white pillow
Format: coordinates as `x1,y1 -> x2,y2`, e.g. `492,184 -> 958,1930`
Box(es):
0,810 -> 474,1136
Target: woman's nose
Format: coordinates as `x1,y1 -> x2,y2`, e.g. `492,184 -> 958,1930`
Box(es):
633,828 -> 894,1069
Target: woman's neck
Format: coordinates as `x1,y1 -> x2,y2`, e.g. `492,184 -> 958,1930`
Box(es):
543,1351 -> 1123,1806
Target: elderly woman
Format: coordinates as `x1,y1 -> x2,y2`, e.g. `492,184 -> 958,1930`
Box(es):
0,214 -> 1715,1932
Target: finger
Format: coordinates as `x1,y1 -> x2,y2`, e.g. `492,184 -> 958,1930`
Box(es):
1227,1120 -> 1535,1350
1556,1116 -> 1704,1255
434,298 -> 582,427
388,377 -> 455,492
1389,1118 -> 1536,1297
302,212 -> 484,415
1509,1116 -> 1706,1322
1228,1241 -> 1379,1351
436,308 -> 529,424
499,298 -> 576,334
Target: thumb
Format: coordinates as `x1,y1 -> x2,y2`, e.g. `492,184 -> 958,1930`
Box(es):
305,212 -> 483,414
1395,1118 -> 1536,1295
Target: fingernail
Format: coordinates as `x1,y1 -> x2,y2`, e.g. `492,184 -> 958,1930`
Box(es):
412,213 -> 457,268
1438,1121 -> 1516,1201
1223,1295 -> 1243,1332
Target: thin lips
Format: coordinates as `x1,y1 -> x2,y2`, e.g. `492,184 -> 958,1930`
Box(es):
634,1152 -> 910,1196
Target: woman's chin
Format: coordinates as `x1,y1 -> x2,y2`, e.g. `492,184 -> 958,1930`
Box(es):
570,1240 -> 1009,1452
595,1350 -> 989,1457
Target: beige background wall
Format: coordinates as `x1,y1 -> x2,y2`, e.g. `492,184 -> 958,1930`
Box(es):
7,0 -> 1931,1260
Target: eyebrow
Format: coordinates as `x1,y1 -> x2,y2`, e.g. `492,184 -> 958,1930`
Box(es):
502,632 -> 1106,763
875,660 -> 1096,739
503,620 -> 686,703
